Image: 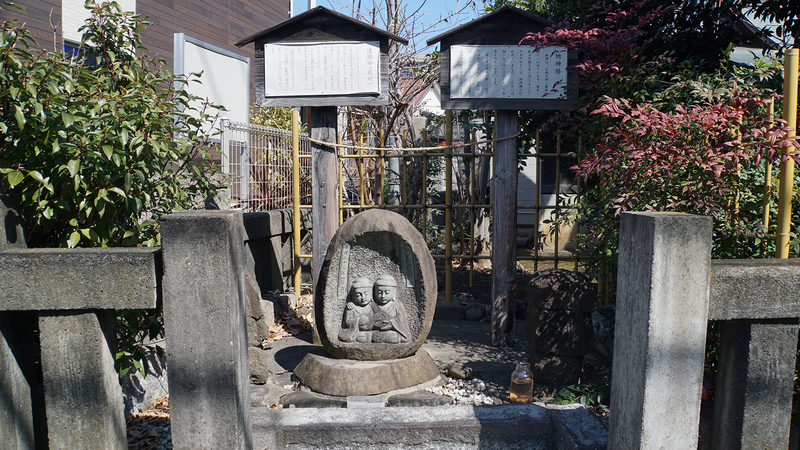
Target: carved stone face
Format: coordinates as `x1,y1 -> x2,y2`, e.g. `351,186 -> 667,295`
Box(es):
351,286 -> 372,307
374,284 -> 397,306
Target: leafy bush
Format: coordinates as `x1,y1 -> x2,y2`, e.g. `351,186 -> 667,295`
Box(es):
572,94 -> 797,285
0,2 -> 223,248
518,1 -> 796,297
0,2 -> 223,376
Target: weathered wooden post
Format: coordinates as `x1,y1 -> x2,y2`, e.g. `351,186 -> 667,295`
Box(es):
427,6 -> 576,346
235,7 -> 407,335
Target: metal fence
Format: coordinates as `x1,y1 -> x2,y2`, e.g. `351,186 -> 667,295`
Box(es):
219,113 -> 581,301
220,119 -> 312,211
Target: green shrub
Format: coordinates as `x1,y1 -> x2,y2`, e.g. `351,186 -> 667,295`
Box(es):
0,1 -> 223,248
0,2 -> 224,377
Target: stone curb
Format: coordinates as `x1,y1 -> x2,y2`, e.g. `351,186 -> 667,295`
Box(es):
251,403 -> 607,449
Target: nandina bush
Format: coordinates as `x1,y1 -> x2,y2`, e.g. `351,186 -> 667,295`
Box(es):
517,0 -> 794,293
571,94 -> 798,283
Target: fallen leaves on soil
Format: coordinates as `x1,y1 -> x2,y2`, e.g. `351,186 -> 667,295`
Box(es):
126,396 -> 170,450
262,292 -> 314,346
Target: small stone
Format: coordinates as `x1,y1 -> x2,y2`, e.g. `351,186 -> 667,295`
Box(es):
248,347 -> 270,385
463,304 -> 485,321
446,363 -> 474,380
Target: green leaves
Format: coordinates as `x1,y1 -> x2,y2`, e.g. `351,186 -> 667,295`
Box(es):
551,375 -> 611,407
6,171 -> 24,186
1,2 -> 223,377
0,3 -> 223,249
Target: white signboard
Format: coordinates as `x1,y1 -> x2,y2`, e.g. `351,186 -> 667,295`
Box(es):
265,41 -> 381,96
450,45 -> 567,99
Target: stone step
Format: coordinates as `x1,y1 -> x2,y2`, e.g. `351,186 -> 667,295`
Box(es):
251,403 -> 607,450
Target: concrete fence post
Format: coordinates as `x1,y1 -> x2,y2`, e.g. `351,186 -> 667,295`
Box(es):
609,212 -> 712,449
38,310 -> 126,449
0,245 -> 160,449
0,193 -> 38,450
161,211 -> 252,450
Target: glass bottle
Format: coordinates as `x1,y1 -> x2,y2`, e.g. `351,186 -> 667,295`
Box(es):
510,361 -> 534,403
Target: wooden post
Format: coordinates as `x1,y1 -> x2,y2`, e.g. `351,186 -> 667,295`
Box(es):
311,106 -> 338,309
491,110 -> 518,347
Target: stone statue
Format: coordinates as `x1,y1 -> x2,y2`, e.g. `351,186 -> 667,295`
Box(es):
370,275 -> 411,344
338,277 -> 375,343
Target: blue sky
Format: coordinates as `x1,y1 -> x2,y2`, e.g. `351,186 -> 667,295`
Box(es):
289,0 -> 486,51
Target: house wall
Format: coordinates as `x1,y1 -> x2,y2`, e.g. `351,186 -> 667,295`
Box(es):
0,0 -> 290,106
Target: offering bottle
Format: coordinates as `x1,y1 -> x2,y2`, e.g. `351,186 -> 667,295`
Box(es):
510,361 -> 534,403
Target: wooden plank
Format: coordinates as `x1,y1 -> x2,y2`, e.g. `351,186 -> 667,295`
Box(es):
310,106 -> 339,293
491,110 -> 518,347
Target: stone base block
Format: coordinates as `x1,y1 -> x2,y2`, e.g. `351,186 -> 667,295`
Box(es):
251,403 -> 608,450
530,351 -> 583,385
294,350 -> 441,397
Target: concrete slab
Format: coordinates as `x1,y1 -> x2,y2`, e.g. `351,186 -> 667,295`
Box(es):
709,259 -> 800,320
252,403 -> 555,450
252,402 -> 608,450
0,248 -> 161,310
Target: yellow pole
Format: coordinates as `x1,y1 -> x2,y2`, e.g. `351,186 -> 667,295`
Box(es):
292,109 -> 301,295
359,135 -> 364,208
422,127 -> 428,244
338,133 -> 344,225
763,101 -> 774,231
445,110 -> 453,303
380,130 -> 386,208
402,130 -> 408,209
776,48 -> 799,259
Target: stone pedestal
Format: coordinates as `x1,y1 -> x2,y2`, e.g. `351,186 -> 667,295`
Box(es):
294,350 -> 441,397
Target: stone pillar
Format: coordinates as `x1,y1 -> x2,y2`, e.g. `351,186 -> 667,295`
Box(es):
161,211 -> 252,450
710,319 -> 798,449
0,193 -> 40,450
609,212 -> 712,449
38,311 -> 126,450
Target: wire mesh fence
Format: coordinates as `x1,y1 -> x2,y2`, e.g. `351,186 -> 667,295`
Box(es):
220,120 -> 312,212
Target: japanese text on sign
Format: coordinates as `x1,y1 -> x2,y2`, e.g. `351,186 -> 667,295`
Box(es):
450,45 -> 567,99
264,41 -> 381,97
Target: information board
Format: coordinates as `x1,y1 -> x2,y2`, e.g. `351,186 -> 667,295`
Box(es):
264,41 -> 381,97
450,45 -> 567,99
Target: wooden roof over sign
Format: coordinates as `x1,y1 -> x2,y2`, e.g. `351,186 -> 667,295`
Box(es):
426,5 -> 552,47
235,6 -> 408,47
235,6 -> 408,107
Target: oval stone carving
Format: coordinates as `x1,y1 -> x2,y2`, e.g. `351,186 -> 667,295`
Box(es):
315,209 -> 437,360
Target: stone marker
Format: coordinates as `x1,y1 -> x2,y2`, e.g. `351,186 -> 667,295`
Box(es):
609,212 -> 711,449
297,210 -> 440,396
315,209 -> 437,361
161,211 -> 252,450
526,269 -> 596,385
0,193 -> 37,450
38,311 -> 126,450
710,319 -> 797,449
